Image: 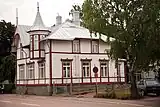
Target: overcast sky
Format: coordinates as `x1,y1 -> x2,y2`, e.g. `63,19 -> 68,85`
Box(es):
0,0 -> 84,26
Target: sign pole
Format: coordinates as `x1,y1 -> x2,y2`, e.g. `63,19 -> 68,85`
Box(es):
95,73 -> 98,96
93,66 -> 98,96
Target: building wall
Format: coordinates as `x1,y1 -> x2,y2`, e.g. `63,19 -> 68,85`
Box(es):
16,38 -> 126,96
16,40 -> 50,86
51,53 -> 125,85
99,40 -> 110,53
52,40 -> 72,52
50,39 -> 125,85
80,39 -> 91,53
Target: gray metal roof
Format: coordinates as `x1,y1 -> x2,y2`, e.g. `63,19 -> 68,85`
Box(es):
28,5 -> 50,32
45,21 -> 115,41
15,25 -> 30,46
46,21 -> 93,40
15,21 -> 115,47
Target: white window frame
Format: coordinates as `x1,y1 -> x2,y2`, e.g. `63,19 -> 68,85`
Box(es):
92,41 -> 98,53
73,40 -> 80,53
19,64 -> 25,79
38,62 -> 45,79
34,35 -> 39,50
62,61 -> 71,78
100,61 -> 109,77
82,61 -> 91,77
27,63 -> 34,79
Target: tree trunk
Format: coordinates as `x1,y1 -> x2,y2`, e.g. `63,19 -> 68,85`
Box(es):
130,71 -> 140,99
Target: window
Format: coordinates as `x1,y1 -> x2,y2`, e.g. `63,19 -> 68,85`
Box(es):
135,72 -> 142,81
38,62 -> 45,79
73,40 -> 80,53
20,48 -> 24,58
117,63 -> 121,82
82,61 -> 91,77
30,36 -> 33,50
62,62 -> 71,78
19,65 -> 25,79
40,35 -> 46,40
100,61 -> 109,77
34,35 -> 38,50
92,41 -> 98,53
27,63 -> 34,79
40,42 -> 44,49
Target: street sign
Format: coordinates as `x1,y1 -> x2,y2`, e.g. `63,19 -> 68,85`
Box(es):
93,66 -> 98,73
93,66 -> 99,96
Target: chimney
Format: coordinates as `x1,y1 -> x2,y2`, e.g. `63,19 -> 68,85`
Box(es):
72,11 -> 80,26
56,14 -> 62,25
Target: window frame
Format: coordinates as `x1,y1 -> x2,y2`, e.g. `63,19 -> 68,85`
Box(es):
100,61 -> 109,77
19,64 -> 25,79
27,63 -> 34,79
30,36 -> 33,50
38,62 -> 45,79
73,40 -> 80,53
34,35 -> 39,50
62,61 -> 72,78
81,60 -> 91,78
91,40 -> 99,53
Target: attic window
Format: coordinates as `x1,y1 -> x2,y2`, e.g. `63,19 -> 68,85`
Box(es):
92,40 -> 99,53
73,40 -> 80,53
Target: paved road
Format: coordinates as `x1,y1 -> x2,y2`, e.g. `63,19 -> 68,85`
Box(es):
0,94 -> 159,107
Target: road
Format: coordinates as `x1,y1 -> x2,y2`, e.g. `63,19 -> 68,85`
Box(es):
0,94 -> 159,107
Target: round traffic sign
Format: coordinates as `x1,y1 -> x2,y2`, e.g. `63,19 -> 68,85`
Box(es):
93,66 -> 98,73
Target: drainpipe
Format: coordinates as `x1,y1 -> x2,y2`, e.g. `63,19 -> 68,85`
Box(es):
46,39 -> 53,96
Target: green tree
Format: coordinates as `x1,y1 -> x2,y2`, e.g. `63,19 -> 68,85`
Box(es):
82,0 -> 160,99
0,20 -> 16,83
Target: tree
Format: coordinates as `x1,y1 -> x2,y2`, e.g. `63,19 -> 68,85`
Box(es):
0,20 -> 16,83
82,0 -> 160,99
0,20 -> 15,55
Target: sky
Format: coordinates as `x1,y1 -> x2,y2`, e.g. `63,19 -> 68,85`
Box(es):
0,0 -> 84,27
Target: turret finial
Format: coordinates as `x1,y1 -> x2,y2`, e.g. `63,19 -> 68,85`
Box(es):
37,2 -> 39,12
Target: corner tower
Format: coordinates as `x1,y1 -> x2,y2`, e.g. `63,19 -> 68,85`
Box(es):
27,2 -> 51,59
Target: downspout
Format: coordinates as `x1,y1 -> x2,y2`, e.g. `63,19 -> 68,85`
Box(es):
46,39 -> 53,96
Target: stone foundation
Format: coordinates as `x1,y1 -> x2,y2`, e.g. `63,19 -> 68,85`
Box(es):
16,86 -> 50,96
54,84 -> 111,95
16,84 -> 116,96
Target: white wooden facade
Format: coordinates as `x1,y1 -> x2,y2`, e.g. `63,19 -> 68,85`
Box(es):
13,3 -> 126,87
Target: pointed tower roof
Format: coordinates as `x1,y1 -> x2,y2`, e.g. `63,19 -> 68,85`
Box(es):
28,2 -> 50,32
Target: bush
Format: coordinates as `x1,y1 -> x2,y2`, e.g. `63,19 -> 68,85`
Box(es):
94,84 -> 131,100
4,83 -> 15,93
114,88 -> 131,99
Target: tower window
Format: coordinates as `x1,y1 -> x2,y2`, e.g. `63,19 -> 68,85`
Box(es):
34,35 -> 38,50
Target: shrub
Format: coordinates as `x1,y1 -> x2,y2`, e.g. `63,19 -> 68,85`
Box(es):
4,83 -> 15,93
93,84 -> 131,100
114,88 -> 131,99
93,93 -> 105,98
